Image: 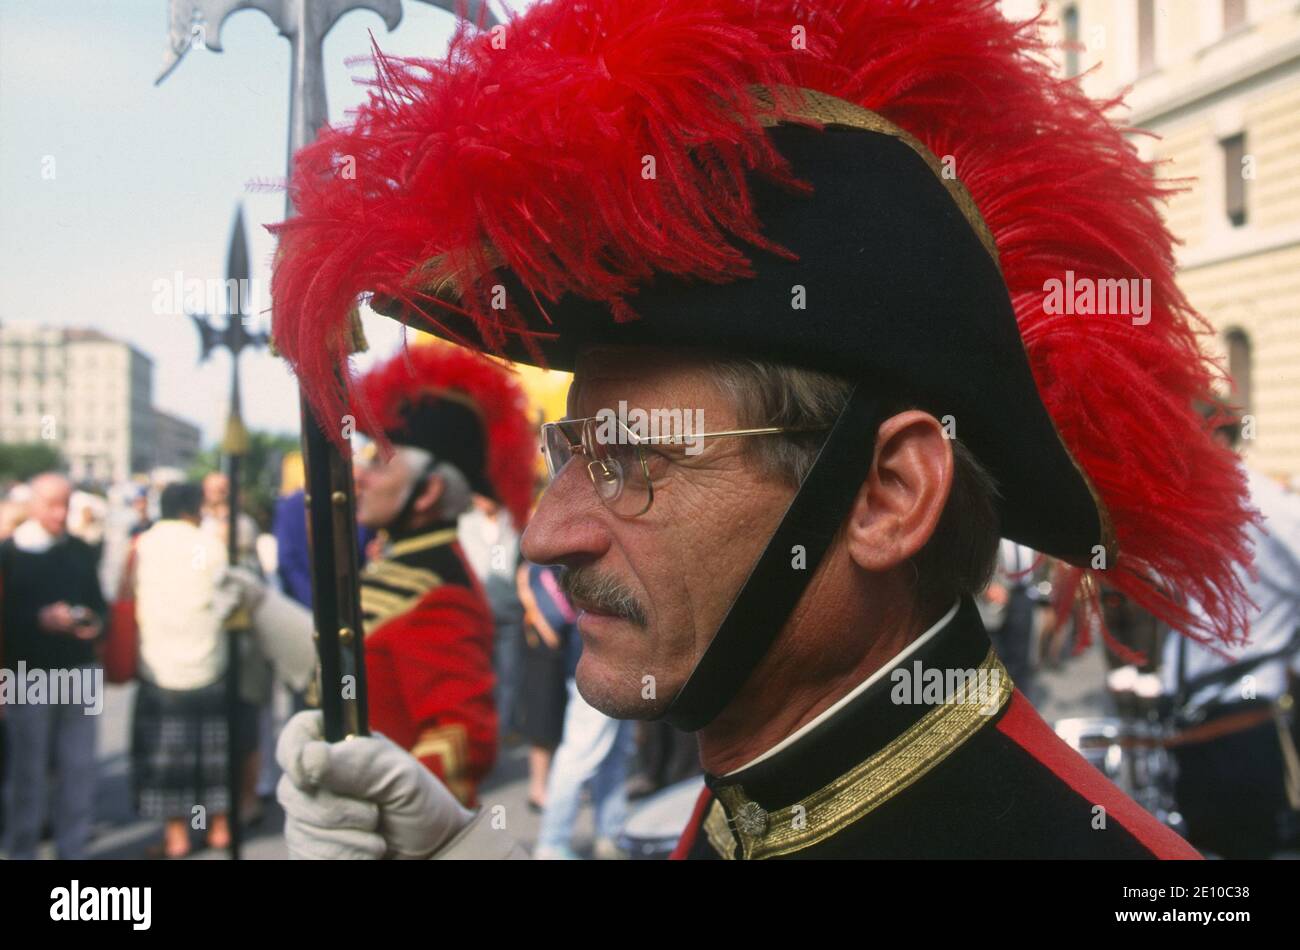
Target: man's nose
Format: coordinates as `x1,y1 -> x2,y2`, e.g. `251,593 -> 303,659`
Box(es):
520,462 -> 611,568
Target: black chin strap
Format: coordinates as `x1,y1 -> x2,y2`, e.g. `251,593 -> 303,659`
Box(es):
662,385 -> 885,731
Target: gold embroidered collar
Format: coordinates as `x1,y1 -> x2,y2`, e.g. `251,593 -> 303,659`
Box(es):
707,648 -> 1012,860
382,526 -> 459,559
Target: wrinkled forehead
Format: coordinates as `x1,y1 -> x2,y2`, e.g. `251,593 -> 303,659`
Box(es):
569,345 -> 735,420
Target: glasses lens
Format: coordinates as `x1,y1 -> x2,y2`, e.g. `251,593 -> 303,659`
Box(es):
585,420 -> 650,517
353,439 -> 389,473
588,457 -> 624,501
541,422 -> 577,479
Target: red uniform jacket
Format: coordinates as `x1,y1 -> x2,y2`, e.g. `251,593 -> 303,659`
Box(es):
361,525 -> 497,807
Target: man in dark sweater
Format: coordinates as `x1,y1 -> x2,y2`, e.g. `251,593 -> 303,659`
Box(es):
1,472 -> 106,859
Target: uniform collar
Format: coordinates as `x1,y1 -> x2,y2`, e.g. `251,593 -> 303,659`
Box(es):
361,521 -> 465,633
703,596 -> 1012,859
723,599 -> 961,776
377,521 -> 459,559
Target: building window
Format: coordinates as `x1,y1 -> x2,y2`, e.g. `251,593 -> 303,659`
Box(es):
1063,5 -> 1080,78
1223,0 -> 1246,33
1138,0 -> 1156,74
1222,133 -> 1247,227
1225,329 -> 1253,413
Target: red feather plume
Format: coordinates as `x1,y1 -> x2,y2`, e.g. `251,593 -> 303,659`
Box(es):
270,0 -> 1255,647
354,342 -> 536,530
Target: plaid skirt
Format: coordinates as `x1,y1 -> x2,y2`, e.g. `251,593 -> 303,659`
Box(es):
131,678 -> 231,819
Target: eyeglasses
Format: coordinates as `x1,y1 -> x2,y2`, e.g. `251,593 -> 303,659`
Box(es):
354,441 -> 383,471
539,416 -> 829,517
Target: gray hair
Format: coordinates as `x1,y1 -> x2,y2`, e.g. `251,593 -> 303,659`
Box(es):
396,447 -> 473,521
710,358 -> 1001,609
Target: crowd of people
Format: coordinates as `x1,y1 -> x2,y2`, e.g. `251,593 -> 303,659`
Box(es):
0,469 -> 285,858
0,428 -> 702,860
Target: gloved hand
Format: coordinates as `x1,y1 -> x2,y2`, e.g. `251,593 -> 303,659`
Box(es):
276,711 -> 473,860
215,567 -> 315,693
214,565 -> 268,616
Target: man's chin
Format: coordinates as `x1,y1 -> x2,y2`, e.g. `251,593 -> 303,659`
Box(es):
574,657 -> 677,721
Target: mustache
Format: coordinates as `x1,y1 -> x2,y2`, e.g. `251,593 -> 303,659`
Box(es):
560,567 -> 648,627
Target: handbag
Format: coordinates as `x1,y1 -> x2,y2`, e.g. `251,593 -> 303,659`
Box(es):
102,541 -> 140,684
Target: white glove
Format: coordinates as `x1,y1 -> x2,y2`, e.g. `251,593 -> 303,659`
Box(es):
216,564 -> 268,606
216,567 -> 315,693
276,711 -> 473,860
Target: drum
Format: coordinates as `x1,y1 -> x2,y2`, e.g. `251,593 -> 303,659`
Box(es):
617,776 -> 706,860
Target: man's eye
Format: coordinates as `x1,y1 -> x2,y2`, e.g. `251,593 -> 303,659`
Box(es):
642,448 -> 672,476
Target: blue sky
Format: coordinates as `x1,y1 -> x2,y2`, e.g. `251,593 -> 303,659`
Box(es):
1,0 -> 518,445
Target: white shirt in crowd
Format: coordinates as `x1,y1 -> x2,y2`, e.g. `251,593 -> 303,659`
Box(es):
458,504 -> 519,585
1161,468 -> 1300,709
134,519 -> 229,691
12,518 -> 56,553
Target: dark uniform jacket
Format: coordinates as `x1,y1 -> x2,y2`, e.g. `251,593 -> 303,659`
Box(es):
671,597 -> 1200,860
361,523 -> 497,807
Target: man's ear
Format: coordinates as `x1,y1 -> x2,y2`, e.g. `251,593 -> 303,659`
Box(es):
411,473 -> 446,516
844,411 -> 953,572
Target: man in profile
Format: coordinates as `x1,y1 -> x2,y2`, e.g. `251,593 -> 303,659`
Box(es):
268,0 -> 1254,859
